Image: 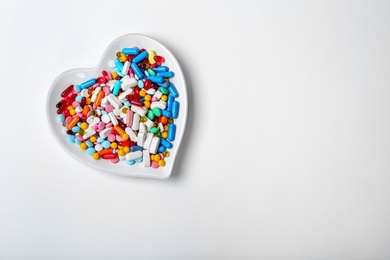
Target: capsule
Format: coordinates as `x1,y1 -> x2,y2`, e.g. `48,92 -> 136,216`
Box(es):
148,76 -> 164,84
160,138 -> 172,149
67,116 -> 80,130
156,71 -> 174,78
130,62 -> 145,79
80,78 -> 96,89
122,47 -> 140,55
61,85 -> 74,97
161,110 -> 171,118
171,101 -> 179,119
114,58 -> 124,71
132,51 -> 148,64
168,82 -> 179,98
167,95 -> 174,111
152,66 -> 169,72
102,153 -> 118,160
112,80 -> 122,96
131,146 -> 143,152
168,123 -> 176,141
94,91 -> 105,106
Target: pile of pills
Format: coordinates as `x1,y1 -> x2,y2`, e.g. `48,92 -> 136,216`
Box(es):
56,47 -> 179,168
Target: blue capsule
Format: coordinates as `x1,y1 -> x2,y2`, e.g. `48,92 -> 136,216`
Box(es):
168,82 -> 179,98
131,146 -> 143,152
114,59 -> 124,71
172,101 -> 180,119
148,76 -> 164,83
156,71 -> 174,78
112,80 -> 122,96
132,51 -> 148,63
160,139 -> 173,149
158,81 -> 170,88
167,95 -> 174,111
130,62 -> 145,79
161,110 -> 172,117
85,140 -> 93,147
158,145 -> 166,153
122,47 -> 139,55
152,66 -> 169,72
80,78 -> 96,89
168,124 -> 176,141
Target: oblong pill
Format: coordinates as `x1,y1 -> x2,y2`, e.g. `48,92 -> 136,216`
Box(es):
168,123 -> 176,141
171,101 -> 179,119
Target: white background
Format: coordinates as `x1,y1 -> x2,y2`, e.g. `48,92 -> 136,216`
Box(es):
1,0 -> 390,259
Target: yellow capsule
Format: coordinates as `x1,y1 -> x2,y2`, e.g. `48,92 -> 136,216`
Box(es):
140,116 -> 147,123
80,143 -> 87,150
161,132 -> 168,139
148,50 -> 156,64
164,125 -> 169,132
162,151 -> 170,157
144,101 -> 151,108
123,146 -> 130,153
158,160 -> 165,167
92,153 -> 100,160
160,95 -> 168,102
144,95 -> 151,101
121,134 -> 129,141
118,149 -> 125,157
116,51 -> 123,57
69,109 -> 76,116
111,142 -> 118,149
90,136 -> 97,142
111,72 -> 118,79
80,122 -> 88,130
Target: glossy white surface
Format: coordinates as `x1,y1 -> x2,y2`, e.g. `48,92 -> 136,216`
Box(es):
1,0 -> 390,259
46,34 -> 187,179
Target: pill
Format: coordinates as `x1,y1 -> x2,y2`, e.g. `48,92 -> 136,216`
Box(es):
130,62 -> 145,79
152,66 -> 169,72
99,127 -> 112,138
131,105 -> 147,116
122,47 -> 139,55
112,80 -> 122,96
168,82 -> 179,98
132,51 -> 148,63
171,101 -> 179,119
157,71 -> 174,78
80,78 -> 96,89
160,138 -> 173,149
168,124 -> 176,141
149,137 -> 160,154
106,94 -> 122,109
126,151 -> 143,161
137,132 -> 146,146
131,113 -> 140,130
143,133 -> 153,150
148,76 -> 164,83
122,60 -> 130,75
125,127 -> 138,142
143,150 -> 151,167
121,77 -> 138,90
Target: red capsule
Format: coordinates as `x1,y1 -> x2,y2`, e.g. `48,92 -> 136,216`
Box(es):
56,102 -> 67,114
61,85 -> 74,97
130,101 -> 143,107
126,55 -> 135,62
119,140 -> 136,147
56,99 -> 65,108
64,109 -> 71,117
65,93 -> 77,102
97,77 -> 107,84
102,153 -> 118,160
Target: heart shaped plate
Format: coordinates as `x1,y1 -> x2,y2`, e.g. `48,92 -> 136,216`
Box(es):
46,34 -> 188,179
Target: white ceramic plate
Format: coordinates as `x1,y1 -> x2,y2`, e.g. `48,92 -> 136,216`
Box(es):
46,34 -> 188,179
